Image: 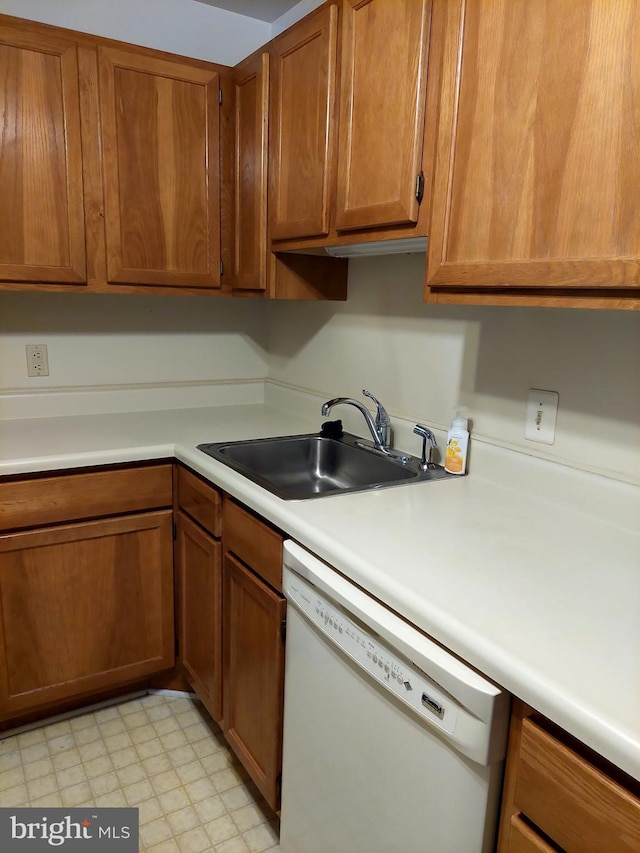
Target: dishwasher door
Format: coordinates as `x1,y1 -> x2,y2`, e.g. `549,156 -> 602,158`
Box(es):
280,541 -> 510,853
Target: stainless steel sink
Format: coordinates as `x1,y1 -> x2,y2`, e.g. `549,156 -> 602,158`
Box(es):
197,432 -> 451,500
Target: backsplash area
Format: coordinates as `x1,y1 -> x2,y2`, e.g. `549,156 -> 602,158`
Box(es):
0,255 -> 638,484
266,255 -> 640,485
0,293 -> 269,417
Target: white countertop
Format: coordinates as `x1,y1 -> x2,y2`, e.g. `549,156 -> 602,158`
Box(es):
1,403 -> 638,781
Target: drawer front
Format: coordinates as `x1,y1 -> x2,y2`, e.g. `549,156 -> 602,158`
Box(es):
515,717 -> 640,853
223,499 -> 283,591
177,466 -> 222,538
508,815 -> 557,853
0,465 -> 172,531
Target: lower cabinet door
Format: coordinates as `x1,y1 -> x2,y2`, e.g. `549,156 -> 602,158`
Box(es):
223,552 -> 286,810
175,511 -> 223,722
0,511 -> 174,719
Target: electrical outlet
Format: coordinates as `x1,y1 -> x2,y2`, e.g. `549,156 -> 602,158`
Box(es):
525,389 -> 558,444
26,344 -> 49,377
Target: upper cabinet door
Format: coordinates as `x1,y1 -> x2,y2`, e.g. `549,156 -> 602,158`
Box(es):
426,0 -> 640,296
233,52 -> 269,290
269,4 -> 338,241
0,26 -> 86,284
334,0 -> 431,232
99,48 -> 220,288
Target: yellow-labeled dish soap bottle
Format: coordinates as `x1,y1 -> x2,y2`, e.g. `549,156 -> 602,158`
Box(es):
445,407 -> 469,475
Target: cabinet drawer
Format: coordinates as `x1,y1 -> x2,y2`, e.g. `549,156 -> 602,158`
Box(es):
177,466 -> 222,538
514,717 -> 640,853
223,499 -> 283,591
0,465 -> 172,531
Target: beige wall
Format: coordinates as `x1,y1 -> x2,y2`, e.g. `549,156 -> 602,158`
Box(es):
1,258 -> 638,484
0,292 -> 268,391
267,255 -> 640,484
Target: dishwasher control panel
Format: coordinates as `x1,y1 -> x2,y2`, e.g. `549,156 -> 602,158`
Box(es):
285,569 -> 458,734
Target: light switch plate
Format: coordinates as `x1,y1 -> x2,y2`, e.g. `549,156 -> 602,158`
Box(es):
525,389 -> 558,444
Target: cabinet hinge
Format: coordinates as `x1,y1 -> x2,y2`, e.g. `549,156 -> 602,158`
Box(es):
415,171 -> 425,204
174,635 -> 180,658
220,260 -> 224,276
281,619 -> 287,643
276,774 -> 282,799
172,520 -> 177,540
218,88 -> 222,105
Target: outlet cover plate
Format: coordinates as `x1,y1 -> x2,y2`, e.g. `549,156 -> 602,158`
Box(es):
525,389 -> 558,444
26,344 -> 49,377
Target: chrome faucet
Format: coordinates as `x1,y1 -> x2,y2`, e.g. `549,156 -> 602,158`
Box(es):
321,389 -> 392,453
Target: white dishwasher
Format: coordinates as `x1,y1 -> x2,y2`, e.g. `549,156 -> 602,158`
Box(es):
280,540 -> 511,853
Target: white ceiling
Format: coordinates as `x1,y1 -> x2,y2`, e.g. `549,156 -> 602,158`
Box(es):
193,0 -> 301,23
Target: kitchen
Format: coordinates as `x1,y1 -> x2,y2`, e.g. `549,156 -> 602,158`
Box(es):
0,1 -> 639,852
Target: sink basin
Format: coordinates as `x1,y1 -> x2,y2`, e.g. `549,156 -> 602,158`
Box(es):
197,432 -> 451,500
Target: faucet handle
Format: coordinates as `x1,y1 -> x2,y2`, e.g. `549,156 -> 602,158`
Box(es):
362,389 -> 389,425
413,424 -> 437,470
362,390 -> 391,446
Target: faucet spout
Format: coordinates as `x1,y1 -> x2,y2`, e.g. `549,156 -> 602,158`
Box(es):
321,393 -> 391,452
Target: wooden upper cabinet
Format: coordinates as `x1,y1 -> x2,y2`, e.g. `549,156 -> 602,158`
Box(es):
0,25 -> 86,284
335,0 -> 431,231
231,44 -> 348,299
267,1 -> 433,251
232,52 -> 269,290
425,0 -> 640,306
98,47 -> 221,288
269,4 -> 338,241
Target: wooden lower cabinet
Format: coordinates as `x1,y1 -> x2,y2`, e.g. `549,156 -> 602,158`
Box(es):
222,498 -> 285,811
497,701 -> 640,853
0,510 -> 174,719
223,552 -> 286,811
175,476 -> 286,811
175,510 -> 223,722
505,815 -> 557,853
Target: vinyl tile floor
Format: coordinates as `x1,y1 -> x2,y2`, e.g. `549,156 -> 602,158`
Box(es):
0,692 -> 281,853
